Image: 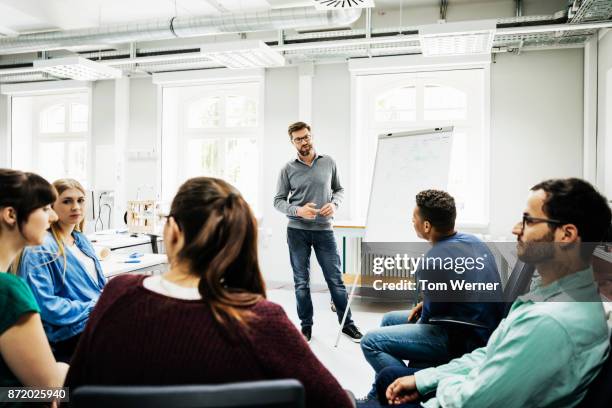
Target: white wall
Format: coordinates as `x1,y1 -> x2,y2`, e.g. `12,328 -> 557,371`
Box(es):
260,66 -> 300,284
489,49 -> 584,237
597,30 -> 612,200
91,80 -> 115,191
125,78 -> 158,201
0,94 -> 7,168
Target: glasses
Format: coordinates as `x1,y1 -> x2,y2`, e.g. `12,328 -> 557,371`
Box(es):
520,214 -> 567,231
292,134 -> 312,144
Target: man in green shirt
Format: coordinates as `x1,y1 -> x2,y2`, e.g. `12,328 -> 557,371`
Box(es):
375,178 -> 611,408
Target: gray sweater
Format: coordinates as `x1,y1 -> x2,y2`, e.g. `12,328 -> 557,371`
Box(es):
274,154 -> 344,231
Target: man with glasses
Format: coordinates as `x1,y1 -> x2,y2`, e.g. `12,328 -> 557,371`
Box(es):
274,121 -> 362,343
370,178 -> 611,408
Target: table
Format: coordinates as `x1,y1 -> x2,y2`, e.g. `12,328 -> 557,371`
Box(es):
88,230 -> 163,254
333,220 -> 366,274
333,221 -> 365,346
101,253 -> 169,278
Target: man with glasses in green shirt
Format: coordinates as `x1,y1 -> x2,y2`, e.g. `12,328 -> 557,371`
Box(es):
370,178 -> 611,408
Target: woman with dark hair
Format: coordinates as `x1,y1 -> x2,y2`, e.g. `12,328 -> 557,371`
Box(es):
65,177 -> 353,408
18,178 -> 105,364
0,169 -> 68,391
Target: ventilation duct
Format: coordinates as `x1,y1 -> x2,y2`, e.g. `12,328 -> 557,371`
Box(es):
0,7 -> 362,55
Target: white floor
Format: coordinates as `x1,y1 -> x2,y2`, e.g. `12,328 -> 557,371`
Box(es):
267,286 -> 404,397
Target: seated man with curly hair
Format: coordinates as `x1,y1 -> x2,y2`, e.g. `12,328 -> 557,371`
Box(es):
360,190 -> 504,401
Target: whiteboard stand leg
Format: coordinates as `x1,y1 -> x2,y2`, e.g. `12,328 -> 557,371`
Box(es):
334,273 -> 359,348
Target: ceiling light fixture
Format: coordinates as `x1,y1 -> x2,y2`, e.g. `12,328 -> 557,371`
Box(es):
419,20 -> 496,57
34,57 -> 122,81
200,40 -> 285,69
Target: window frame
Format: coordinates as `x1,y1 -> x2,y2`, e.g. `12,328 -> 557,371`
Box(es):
159,78 -> 264,218
35,95 -> 90,185
349,56 -> 491,230
8,90 -> 92,188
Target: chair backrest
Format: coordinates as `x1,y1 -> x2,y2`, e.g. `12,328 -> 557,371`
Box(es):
72,380 -> 305,408
576,336 -> 612,408
502,260 -> 535,316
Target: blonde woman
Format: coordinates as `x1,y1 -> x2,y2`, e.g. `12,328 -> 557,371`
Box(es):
0,169 -> 68,392
18,179 -> 106,363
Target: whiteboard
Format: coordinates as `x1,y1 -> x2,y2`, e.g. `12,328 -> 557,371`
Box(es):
364,127 -> 453,242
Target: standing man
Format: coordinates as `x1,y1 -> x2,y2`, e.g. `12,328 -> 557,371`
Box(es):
274,121 -> 362,343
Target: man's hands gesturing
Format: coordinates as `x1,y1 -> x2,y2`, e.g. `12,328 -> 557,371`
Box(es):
297,203 -> 319,219
297,203 -> 336,219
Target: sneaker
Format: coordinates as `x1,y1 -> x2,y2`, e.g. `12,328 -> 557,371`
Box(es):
301,326 -> 312,343
342,324 -> 363,343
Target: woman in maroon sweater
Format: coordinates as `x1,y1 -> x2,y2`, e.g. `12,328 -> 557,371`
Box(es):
65,177 -> 353,408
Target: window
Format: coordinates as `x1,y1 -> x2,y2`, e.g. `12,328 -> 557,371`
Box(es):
11,93 -> 90,187
354,69 -> 488,226
161,82 -> 262,216
375,87 -> 416,122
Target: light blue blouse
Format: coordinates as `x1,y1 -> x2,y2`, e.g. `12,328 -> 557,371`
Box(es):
18,231 -> 106,342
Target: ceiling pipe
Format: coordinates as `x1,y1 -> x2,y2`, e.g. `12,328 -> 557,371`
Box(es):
0,7 -> 362,55
516,0 -> 523,18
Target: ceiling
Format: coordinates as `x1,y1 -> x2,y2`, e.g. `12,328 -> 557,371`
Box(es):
0,1 -> 569,35
0,0 -> 611,83
0,0 -> 272,34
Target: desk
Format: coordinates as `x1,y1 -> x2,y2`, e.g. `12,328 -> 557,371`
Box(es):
101,253 -> 168,278
333,221 -> 365,275
333,221 -> 365,347
88,230 -> 163,254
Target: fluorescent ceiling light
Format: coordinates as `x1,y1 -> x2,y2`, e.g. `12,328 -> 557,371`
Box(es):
200,40 -> 285,69
419,20 -> 496,57
34,57 -> 122,81
311,0 -> 375,9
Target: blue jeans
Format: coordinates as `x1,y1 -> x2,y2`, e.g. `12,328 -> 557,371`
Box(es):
287,227 -> 353,328
361,310 -> 448,399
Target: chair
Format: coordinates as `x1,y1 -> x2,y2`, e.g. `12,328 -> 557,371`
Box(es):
428,260 -> 536,358
71,379 -> 305,408
576,335 -> 612,408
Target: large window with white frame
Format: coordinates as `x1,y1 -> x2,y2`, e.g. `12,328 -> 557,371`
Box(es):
354,68 -> 488,227
161,81 -> 263,216
11,92 -> 90,186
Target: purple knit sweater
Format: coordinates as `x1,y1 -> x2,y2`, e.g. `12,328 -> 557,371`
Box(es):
65,274 -> 352,408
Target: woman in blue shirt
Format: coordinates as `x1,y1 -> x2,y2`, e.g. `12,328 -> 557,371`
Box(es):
18,178 -> 106,363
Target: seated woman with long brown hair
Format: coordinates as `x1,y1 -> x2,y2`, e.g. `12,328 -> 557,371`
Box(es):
65,177 -> 353,407
0,169 -> 68,394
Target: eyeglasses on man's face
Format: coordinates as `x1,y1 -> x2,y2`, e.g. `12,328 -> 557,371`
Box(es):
292,134 -> 312,144
520,214 -> 567,231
